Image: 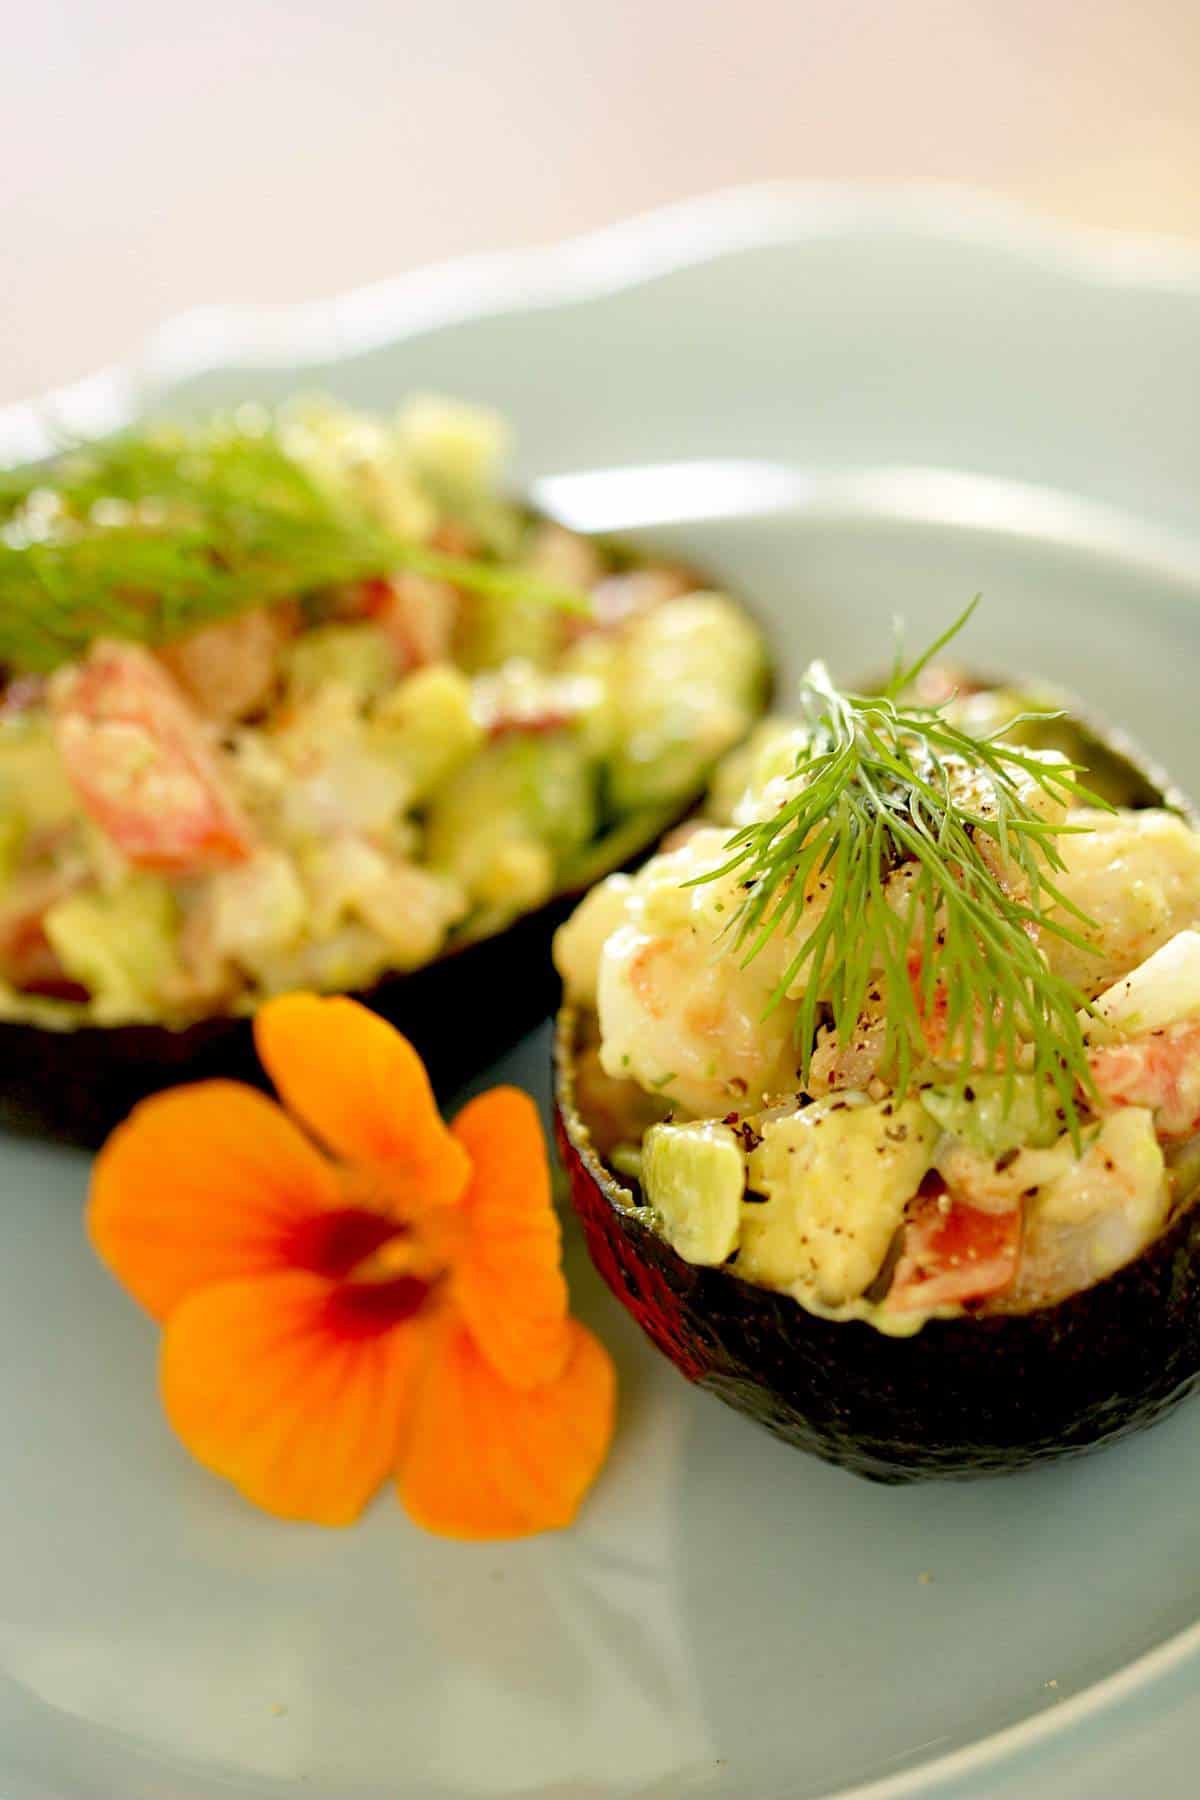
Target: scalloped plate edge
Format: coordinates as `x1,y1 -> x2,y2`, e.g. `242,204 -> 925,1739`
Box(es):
4,179 -> 1200,1800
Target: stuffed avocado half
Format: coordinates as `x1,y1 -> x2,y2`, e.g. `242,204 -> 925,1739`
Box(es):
554,617 -> 1200,1479
0,399 -> 766,1140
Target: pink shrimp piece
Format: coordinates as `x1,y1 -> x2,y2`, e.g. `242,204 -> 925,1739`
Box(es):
50,642 -> 254,875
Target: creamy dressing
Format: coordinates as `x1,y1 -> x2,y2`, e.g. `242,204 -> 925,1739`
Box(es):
0,402 -> 766,1027
557,682 -> 1200,1332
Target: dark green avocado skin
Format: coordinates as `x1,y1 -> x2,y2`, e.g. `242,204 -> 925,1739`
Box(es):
0,890 -> 580,1146
555,1007 -> 1200,1482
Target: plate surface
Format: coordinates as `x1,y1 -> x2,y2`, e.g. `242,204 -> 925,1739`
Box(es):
3,185 -> 1200,1799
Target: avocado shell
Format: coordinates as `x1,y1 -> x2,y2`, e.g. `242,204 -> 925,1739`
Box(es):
555,1007 -> 1200,1481
555,680 -> 1200,1481
0,881 -> 589,1144
0,526 -> 769,1146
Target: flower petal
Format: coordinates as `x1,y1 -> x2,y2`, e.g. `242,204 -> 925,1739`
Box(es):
398,1315 -> 616,1540
88,1082 -> 341,1320
161,1272 -> 426,1526
255,995 -> 470,1210
450,1087 -> 569,1387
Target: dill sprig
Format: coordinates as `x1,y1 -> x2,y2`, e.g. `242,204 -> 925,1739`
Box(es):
0,417 -> 586,673
696,601 -> 1110,1138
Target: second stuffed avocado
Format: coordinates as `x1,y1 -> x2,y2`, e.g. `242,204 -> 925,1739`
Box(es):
554,611 -> 1200,1479
0,398 -> 767,1140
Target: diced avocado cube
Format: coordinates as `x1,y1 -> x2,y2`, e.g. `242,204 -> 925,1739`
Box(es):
284,624 -> 397,706
642,1120 -> 746,1266
396,396 -> 509,505
43,877 -> 180,1022
607,594 -> 767,811
920,1075 -> 1059,1156
743,1097 -> 937,1305
373,665 -> 484,798
0,718 -> 77,832
425,735 -> 595,908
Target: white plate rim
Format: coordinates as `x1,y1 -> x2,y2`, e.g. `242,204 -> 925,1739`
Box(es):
4,178 -> 1200,1799
5,177 -> 1200,467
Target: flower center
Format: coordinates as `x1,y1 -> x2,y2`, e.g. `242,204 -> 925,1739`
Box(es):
323,1273 -> 431,1340
288,1208 -> 401,1280
286,1173 -> 467,1340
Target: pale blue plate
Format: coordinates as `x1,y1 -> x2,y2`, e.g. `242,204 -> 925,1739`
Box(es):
3,185 -> 1200,1799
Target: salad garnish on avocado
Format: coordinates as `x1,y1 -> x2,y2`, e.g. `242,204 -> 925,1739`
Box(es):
556,606 -> 1200,1333
0,399 -> 766,1027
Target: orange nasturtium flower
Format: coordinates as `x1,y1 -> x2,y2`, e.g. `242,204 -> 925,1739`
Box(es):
87,994 -> 615,1538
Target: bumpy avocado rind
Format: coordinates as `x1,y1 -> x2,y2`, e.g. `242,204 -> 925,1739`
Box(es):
556,1011 -> 1200,1483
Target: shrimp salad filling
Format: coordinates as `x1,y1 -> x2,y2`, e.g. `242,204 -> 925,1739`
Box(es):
0,399 -> 765,1027
555,671 -> 1200,1334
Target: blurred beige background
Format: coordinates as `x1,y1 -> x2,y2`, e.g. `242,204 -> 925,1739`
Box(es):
4,0 -> 1200,405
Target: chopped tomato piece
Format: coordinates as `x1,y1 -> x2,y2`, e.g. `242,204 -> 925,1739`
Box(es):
50,642 -> 254,875
888,1191 -> 1020,1313
0,918 -> 86,1000
1089,1021 -> 1200,1138
0,877 -> 86,1000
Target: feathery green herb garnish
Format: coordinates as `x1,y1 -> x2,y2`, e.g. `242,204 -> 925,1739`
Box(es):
694,602 -> 1108,1138
0,415 -> 586,673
